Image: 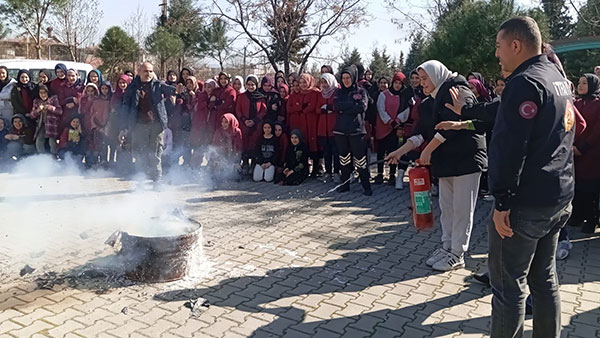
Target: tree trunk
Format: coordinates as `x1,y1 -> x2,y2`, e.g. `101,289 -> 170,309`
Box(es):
69,46 -> 77,62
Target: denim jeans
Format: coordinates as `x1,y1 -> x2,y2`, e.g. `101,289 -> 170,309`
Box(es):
488,203 -> 571,338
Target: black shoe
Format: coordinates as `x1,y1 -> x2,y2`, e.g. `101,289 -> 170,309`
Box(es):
336,184 -> 350,193
388,175 -> 396,186
363,187 -> 372,196
373,174 -> 384,184
582,221 -> 598,234
473,272 -> 490,287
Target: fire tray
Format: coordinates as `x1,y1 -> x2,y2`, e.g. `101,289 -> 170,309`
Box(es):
116,219 -> 201,283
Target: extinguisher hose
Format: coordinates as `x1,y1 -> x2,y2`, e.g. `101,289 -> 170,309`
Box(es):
369,159 -> 410,167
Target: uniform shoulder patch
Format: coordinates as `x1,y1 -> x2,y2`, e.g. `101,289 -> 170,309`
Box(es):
518,101 -> 538,119
564,100 -> 575,132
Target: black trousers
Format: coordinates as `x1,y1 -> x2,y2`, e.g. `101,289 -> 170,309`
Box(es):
376,131 -> 398,176
570,189 -> 599,225
335,133 -> 370,191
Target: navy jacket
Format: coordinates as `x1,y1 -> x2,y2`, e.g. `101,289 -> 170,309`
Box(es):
123,76 -> 177,130
489,54 -> 575,211
333,85 -> 369,135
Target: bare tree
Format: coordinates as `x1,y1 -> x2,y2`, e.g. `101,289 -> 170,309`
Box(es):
0,0 -> 68,59
212,0 -> 366,74
123,4 -> 152,52
51,0 -> 103,62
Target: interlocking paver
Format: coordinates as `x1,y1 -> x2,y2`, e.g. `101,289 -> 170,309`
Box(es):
0,172 -> 598,338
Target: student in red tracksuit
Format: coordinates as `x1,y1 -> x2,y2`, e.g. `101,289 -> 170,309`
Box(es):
317,73 -> 339,181
235,75 -> 267,174
209,72 -> 237,132
298,73 -> 320,176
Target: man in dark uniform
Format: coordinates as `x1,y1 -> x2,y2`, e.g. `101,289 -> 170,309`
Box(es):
488,17 -> 575,338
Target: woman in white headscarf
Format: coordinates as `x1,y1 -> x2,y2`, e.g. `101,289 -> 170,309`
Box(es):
232,75 -> 245,96
387,60 -> 487,271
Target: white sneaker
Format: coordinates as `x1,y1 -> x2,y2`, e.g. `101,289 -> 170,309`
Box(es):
396,170 -> 404,190
432,252 -> 465,271
426,248 -> 449,267
556,240 -> 573,260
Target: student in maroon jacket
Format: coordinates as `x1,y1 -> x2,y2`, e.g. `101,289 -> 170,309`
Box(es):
29,85 -> 62,155
317,73 -> 339,181
49,63 -> 67,97
57,69 -> 84,133
190,79 -> 215,168
235,75 -> 267,173
209,72 -> 237,132
572,73 -> 600,233
210,113 -> 243,181
298,73 -> 321,177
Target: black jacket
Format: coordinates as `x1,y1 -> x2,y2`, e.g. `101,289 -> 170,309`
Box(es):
333,85 -> 369,135
123,76 -> 176,130
489,54 -> 575,211
285,141 -> 309,176
430,76 -> 487,178
255,135 -> 279,165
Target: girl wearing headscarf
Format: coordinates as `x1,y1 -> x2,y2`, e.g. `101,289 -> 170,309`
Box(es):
317,73 -> 339,181
88,81 -> 113,165
38,69 -> 52,87
375,71 -> 406,187
273,121 -> 288,172
209,72 -> 237,132
287,72 -> 298,87
387,60 -> 486,271
467,78 -> 492,102
235,75 -> 267,173
79,83 -> 99,136
572,73 -> 600,234
11,70 -> 38,117
278,83 -> 289,123
5,114 -> 35,158
467,71 -> 494,99
260,75 -> 283,122
0,66 -> 17,120
333,65 -> 372,196
168,75 -> 199,167
190,79 -> 216,168
320,65 -> 334,75
289,73 -> 320,177
232,76 -> 245,96
49,63 -> 67,97
275,75 -> 287,88
86,69 -> 103,87
211,113 -> 243,181
275,129 -> 309,185
29,85 -> 62,155
107,74 -> 132,165
58,69 -> 84,132
165,70 -> 178,86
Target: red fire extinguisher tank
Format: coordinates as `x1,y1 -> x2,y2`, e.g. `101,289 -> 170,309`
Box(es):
409,165 -> 434,230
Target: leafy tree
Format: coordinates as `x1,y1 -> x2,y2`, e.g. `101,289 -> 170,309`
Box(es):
369,48 -> 393,79
404,32 -> 426,73
542,0 -> 574,40
423,0 -> 549,81
337,48 -> 362,78
561,0 -> 600,78
163,0 -> 205,66
0,22 -> 10,40
198,18 -> 233,71
146,27 -> 184,78
0,0 -> 68,59
97,27 -> 139,78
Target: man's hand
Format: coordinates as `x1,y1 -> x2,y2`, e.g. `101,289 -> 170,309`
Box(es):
493,209 -> 513,239
444,87 -> 465,115
435,121 -> 466,130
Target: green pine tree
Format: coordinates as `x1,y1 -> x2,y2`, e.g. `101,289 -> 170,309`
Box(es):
405,32 -> 426,73
542,0 -> 574,40
97,26 -> 139,78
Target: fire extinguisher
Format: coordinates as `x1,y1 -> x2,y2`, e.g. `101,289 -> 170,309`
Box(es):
409,163 -> 434,230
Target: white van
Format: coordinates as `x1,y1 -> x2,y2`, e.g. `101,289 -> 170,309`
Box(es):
0,59 -> 94,82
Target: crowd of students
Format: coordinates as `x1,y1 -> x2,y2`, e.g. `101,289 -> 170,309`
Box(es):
0,55 -> 598,262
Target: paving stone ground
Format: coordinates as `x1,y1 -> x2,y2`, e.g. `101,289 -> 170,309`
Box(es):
0,163 -> 599,338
